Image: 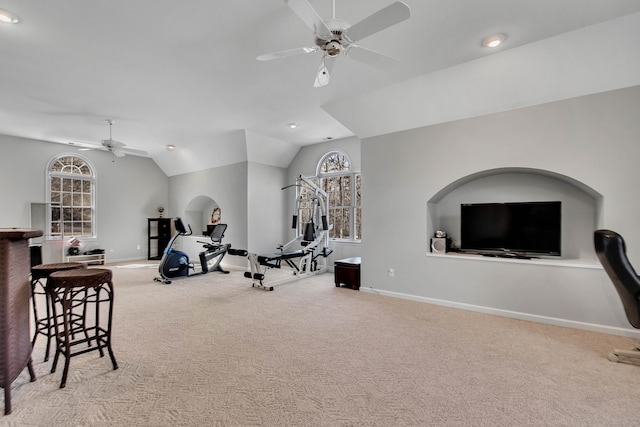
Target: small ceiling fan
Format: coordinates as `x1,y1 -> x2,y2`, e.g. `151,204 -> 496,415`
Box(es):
68,119 -> 148,158
257,0 -> 411,87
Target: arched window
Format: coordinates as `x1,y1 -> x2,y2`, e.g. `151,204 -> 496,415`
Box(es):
318,151 -> 351,174
313,151 -> 361,240
47,154 -> 96,238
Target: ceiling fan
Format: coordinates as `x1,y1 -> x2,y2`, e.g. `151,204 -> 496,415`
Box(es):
68,119 -> 148,158
257,0 -> 411,87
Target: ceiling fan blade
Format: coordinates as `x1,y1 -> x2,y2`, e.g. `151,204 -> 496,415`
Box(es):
112,148 -> 126,158
314,56 -> 336,88
345,1 -> 411,43
257,46 -> 319,61
284,0 -> 332,40
344,45 -> 398,71
121,147 -> 149,157
67,141 -> 101,150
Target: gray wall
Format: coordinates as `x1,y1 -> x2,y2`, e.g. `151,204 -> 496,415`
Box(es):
168,162 -> 249,268
167,161 -> 289,270
247,162 -> 288,254
361,85 -> 640,337
0,134 -> 169,263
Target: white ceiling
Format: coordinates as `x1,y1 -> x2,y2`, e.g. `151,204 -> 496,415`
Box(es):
2,0 -> 640,176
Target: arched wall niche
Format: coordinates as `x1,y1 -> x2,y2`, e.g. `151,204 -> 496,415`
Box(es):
184,195 -> 219,236
427,167 -> 603,260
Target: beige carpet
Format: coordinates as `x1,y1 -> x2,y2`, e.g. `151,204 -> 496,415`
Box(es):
2,262 -> 640,426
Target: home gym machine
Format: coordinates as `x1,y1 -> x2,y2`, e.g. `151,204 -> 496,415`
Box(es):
244,175 -> 333,290
154,217 -> 246,284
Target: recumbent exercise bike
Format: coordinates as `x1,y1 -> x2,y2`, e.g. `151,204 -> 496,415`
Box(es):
154,217 -> 245,284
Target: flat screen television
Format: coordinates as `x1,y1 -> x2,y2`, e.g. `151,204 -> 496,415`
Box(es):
460,201 -> 561,256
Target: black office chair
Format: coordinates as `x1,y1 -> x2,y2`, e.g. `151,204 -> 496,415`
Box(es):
594,229 -> 640,363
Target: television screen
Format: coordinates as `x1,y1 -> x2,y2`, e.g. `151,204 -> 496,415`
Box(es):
460,201 -> 561,256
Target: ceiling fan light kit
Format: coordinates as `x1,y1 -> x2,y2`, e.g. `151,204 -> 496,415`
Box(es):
102,120 -> 127,157
0,8 -> 20,24
258,0 -> 411,87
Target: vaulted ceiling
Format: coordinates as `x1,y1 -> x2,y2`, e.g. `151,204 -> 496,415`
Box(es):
2,1 -> 640,176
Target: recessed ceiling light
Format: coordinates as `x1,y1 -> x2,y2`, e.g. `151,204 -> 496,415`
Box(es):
0,8 -> 20,24
288,123 -> 298,129
167,145 -> 175,150
482,34 -> 505,48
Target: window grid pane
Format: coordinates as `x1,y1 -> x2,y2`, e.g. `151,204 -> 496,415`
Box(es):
48,156 -> 94,238
324,176 -> 351,207
329,208 -> 351,239
321,174 -> 358,241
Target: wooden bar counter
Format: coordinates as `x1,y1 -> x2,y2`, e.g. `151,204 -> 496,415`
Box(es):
1,228 -> 42,415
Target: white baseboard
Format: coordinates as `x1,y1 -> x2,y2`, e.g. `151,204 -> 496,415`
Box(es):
359,287 -> 640,339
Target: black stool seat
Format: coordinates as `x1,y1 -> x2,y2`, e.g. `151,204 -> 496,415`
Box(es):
47,268 -> 118,388
30,262 -> 86,361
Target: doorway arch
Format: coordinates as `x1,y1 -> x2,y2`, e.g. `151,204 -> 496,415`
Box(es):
184,195 -> 220,236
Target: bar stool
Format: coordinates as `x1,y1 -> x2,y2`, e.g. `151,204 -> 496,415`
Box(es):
47,268 -> 118,388
30,262 -> 86,361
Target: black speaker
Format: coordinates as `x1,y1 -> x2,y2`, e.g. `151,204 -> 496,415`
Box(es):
29,245 -> 42,267
431,237 -> 450,253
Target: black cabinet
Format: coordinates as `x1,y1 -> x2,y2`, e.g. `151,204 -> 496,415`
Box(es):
148,218 -> 171,260
334,257 -> 361,290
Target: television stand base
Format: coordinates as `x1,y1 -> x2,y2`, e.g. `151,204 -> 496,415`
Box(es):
496,253 -> 533,260
477,252 -> 535,260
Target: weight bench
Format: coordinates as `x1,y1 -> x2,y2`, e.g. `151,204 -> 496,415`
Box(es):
245,246 -> 332,291
257,250 -> 307,270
